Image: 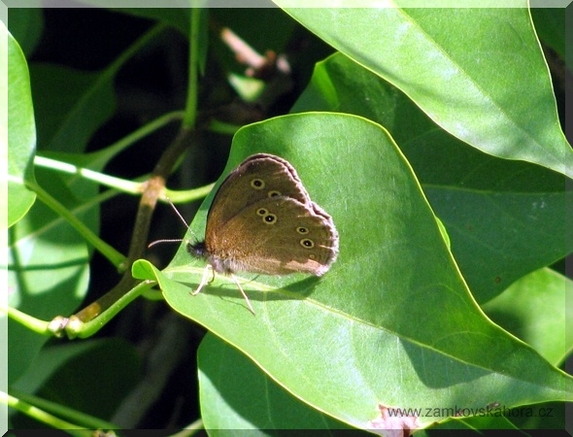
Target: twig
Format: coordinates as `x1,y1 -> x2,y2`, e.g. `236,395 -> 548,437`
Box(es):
69,127 -> 197,329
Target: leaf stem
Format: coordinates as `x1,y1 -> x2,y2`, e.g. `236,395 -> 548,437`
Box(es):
35,156 -> 143,194
8,390 -> 119,431
67,279 -> 156,339
182,8 -> 203,128
1,304 -> 50,335
91,110 -> 184,165
28,181 -> 126,269
2,391 -> 99,437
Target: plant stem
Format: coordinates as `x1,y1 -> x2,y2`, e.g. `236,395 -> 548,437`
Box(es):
182,8 -> 203,128
8,390 -> 119,431
35,156 -> 143,194
3,391 -> 100,437
67,279 -> 156,339
29,181 -> 126,269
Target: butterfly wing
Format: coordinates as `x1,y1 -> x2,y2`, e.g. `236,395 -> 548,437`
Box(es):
205,154 -> 311,238
207,196 -> 339,276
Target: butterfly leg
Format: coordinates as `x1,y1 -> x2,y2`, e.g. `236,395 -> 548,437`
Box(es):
191,265 -> 213,296
191,266 -> 255,315
230,274 -> 255,315
207,267 -> 216,285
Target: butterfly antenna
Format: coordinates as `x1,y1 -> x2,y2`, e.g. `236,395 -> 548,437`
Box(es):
166,197 -> 200,241
148,198 -> 195,248
148,238 -> 185,248
166,197 -> 190,227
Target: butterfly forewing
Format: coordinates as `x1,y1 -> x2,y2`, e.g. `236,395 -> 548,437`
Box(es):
205,154 -> 312,237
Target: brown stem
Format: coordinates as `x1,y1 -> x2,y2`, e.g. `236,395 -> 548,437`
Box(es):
71,126 -> 196,326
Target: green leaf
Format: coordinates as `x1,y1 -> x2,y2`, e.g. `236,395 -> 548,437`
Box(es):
11,339 -> 122,396
279,7 -> 572,177
132,258 -> 158,282
198,333 -> 353,431
482,268 -> 573,367
530,8 -> 565,58
141,113 -> 573,430
7,152 -> 107,382
10,338 -> 141,429
30,63 -> 116,153
293,52 -> 571,304
6,24 -> 37,228
7,192 -> 92,383
7,8 -> 44,58
7,17 -> 173,390
427,188 -> 570,303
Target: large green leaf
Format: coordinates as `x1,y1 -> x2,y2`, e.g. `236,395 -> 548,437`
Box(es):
134,113 -> 573,431
530,8 -> 565,58
199,333 -> 569,431
6,29 -> 119,386
293,52 -> 571,304
427,187 -> 569,303
10,338 -> 141,429
7,186 -> 92,384
7,8 -> 44,58
5,24 -> 36,228
198,333 -> 353,431
30,63 -> 116,153
482,268 -> 573,367
278,7 -> 572,177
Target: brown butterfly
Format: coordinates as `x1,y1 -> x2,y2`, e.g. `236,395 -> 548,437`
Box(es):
155,154 -> 338,314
